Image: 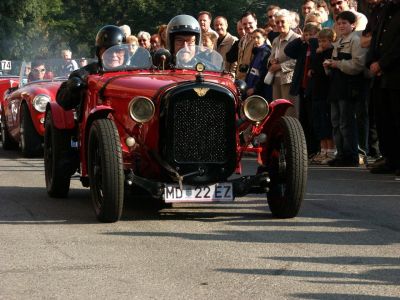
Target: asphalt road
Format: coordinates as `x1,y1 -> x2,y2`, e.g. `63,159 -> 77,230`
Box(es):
0,147 -> 399,299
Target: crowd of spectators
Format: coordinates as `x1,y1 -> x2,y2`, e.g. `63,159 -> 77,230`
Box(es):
62,0 -> 400,178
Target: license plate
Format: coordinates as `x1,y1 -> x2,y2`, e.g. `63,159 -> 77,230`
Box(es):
164,183 -> 234,203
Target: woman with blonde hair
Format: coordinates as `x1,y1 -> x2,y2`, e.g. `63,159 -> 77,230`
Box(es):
267,9 -> 300,115
158,24 -> 168,48
126,35 -> 139,56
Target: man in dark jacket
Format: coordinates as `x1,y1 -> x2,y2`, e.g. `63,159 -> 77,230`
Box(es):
360,0 -> 385,161
366,0 -> 400,176
284,23 -> 320,156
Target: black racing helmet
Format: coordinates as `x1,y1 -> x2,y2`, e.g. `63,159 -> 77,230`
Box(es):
166,15 -> 201,55
95,25 -> 125,59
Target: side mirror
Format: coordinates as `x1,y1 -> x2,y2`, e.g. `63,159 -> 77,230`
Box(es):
153,48 -> 172,70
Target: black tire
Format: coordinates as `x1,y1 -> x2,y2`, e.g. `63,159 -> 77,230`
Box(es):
88,119 -> 124,223
44,111 -> 77,198
266,116 -> 308,218
1,112 -> 18,150
20,103 -> 43,157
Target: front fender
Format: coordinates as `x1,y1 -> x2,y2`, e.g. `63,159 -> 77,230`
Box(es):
84,106 -> 115,143
80,106 -> 114,177
46,102 -> 75,130
258,99 -> 294,166
261,99 -> 293,136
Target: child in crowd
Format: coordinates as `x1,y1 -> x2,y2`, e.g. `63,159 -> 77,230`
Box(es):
199,32 -> 220,68
245,28 -> 272,100
324,11 -> 367,167
202,32 -> 217,50
284,23 -> 320,158
308,28 -> 336,164
126,35 -> 139,56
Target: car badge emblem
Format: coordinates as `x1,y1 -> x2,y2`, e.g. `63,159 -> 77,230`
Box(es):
194,88 -> 209,97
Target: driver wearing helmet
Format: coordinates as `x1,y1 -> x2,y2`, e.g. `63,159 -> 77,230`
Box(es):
56,25 -> 125,111
166,15 -> 202,62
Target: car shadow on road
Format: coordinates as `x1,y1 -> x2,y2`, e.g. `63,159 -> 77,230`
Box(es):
0,186 -> 97,224
0,184 -> 273,225
1,167 -> 399,248
105,168 -> 400,252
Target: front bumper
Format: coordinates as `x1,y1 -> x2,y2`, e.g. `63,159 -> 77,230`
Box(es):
125,169 -> 270,202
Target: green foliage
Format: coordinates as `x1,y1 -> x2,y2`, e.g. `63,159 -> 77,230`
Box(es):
0,0 -> 303,60
0,0 -> 63,59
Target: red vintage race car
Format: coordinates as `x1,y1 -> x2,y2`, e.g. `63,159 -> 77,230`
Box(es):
1,59 -> 68,157
44,45 -> 308,223
0,60 -> 20,134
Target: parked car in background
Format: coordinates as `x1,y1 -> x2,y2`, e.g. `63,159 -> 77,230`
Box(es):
0,60 -> 20,138
44,45 -> 308,223
1,59 -> 68,157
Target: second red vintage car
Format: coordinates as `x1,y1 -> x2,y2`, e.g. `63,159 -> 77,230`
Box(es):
1,59 -> 68,157
0,60 -> 20,137
44,45 -> 308,223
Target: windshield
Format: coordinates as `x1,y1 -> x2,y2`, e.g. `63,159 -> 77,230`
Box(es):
101,44 -> 153,71
19,58 -> 74,87
0,60 -> 22,77
175,46 -> 223,72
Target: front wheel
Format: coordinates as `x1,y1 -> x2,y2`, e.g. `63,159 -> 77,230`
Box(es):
88,119 -> 124,223
1,112 -> 18,150
266,116 -> 308,218
20,103 -> 43,157
44,110 -> 77,198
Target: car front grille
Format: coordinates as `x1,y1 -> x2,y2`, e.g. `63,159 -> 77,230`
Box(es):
160,84 -> 237,183
172,96 -> 230,163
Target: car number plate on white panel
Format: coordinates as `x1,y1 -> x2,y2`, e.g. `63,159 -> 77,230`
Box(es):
164,183 -> 234,203
0,60 -> 12,71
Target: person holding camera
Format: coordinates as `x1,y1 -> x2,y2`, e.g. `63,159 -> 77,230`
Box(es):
236,11 -> 258,80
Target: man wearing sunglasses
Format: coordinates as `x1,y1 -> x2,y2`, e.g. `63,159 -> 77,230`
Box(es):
330,0 -> 368,31
264,5 -> 280,44
28,60 -> 48,82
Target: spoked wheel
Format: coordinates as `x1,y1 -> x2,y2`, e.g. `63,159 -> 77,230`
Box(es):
20,103 -> 43,157
88,119 -> 124,223
44,110 -> 77,198
266,116 -> 308,218
1,112 -> 18,150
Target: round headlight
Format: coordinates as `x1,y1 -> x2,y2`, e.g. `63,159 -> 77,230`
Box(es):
32,94 -> 51,112
128,97 -> 155,123
243,95 -> 269,122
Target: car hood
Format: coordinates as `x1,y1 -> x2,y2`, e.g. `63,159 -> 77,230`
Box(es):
97,71 -> 236,100
8,80 -> 64,101
24,80 -> 64,90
